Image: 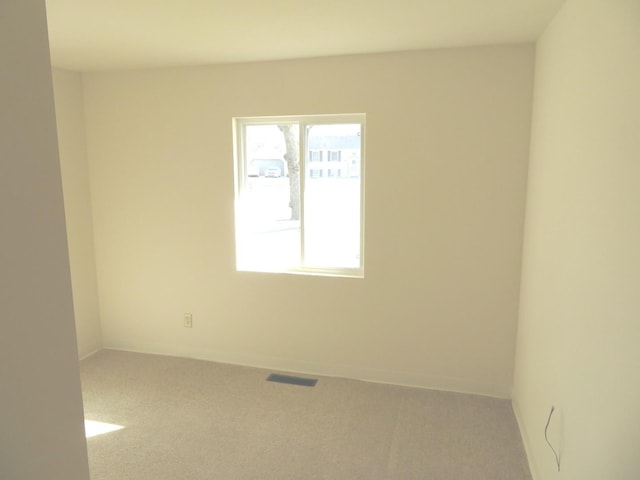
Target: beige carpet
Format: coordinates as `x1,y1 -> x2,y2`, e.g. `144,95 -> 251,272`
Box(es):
80,350 -> 532,480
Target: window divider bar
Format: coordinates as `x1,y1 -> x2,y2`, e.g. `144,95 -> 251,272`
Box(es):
299,122 -> 306,266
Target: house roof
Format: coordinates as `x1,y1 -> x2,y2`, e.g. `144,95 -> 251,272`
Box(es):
308,136 -> 360,150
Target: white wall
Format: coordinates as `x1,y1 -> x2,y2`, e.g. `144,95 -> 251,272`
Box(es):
513,0 -> 640,478
53,68 -> 103,358
83,45 -> 534,397
0,1 -> 90,479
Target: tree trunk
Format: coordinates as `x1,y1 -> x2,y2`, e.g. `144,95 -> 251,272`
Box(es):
278,125 -> 301,220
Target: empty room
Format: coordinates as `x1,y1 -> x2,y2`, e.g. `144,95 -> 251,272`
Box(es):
1,1 -> 639,479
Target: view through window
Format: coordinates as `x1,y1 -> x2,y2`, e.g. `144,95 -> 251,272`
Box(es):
233,114 -> 365,277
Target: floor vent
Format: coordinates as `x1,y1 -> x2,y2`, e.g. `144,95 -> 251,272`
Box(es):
266,373 -> 318,387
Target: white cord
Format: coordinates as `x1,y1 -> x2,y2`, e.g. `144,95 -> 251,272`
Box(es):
544,406 -> 561,472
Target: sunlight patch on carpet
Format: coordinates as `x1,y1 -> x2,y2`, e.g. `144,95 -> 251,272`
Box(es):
84,419 -> 124,438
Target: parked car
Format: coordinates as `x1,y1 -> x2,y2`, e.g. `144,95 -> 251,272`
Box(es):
264,167 -> 281,178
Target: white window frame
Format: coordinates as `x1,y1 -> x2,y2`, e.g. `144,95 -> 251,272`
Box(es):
233,113 -> 366,278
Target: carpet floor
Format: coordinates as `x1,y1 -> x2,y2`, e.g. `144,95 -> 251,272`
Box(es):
80,349 -> 532,480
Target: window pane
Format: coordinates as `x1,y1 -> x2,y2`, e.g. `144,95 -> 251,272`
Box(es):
236,124 -> 301,271
234,115 -> 364,277
303,124 -> 361,269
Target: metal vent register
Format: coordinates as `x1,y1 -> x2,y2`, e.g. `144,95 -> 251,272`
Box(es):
266,373 -> 318,387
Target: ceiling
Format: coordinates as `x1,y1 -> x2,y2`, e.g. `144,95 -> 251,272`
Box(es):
45,0 -> 566,72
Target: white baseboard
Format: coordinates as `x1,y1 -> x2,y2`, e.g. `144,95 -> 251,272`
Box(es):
101,340 -> 511,399
79,348 -> 102,361
512,398 -> 540,480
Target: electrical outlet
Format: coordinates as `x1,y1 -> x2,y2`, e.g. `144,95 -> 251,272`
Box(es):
183,313 -> 193,328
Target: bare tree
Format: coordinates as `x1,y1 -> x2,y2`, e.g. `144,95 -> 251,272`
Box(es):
278,125 -> 301,220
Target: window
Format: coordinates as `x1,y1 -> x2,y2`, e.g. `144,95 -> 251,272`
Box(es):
309,150 -> 323,162
328,150 -> 341,162
233,114 -> 365,277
